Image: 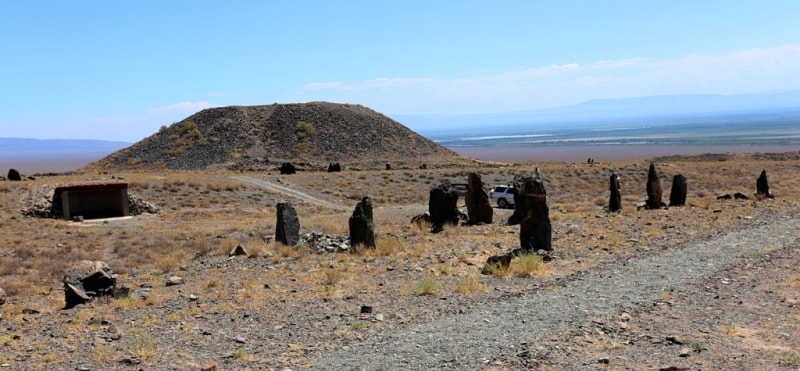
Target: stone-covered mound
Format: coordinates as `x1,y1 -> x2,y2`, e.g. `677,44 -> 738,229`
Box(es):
86,102 -> 473,171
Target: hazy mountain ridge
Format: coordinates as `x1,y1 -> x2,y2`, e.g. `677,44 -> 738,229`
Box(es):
0,138 -> 131,159
397,89 -> 800,134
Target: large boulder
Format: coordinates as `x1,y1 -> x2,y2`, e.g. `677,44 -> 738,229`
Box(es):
349,196 -> 376,250
608,172 -> 622,212
516,168 -> 552,252
63,260 -> 116,309
279,162 -> 296,175
645,163 -> 666,209
7,168 -> 21,181
275,202 -> 300,246
756,170 -> 774,198
669,174 -> 688,207
327,163 -> 342,172
465,173 -> 493,224
428,182 -> 460,233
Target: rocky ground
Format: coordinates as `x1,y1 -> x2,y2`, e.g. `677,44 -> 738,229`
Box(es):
1,154 -> 799,370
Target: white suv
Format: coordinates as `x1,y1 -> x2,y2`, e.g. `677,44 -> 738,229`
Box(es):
490,185 -> 516,208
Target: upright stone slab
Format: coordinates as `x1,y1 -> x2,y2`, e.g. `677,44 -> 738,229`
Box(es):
349,196 -> 376,250
275,202 -> 300,246
465,172 -> 493,224
756,170 -> 773,198
7,168 -> 21,181
517,168 -> 552,252
327,163 -> 341,172
669,174 -> 688,207
428,182 -> 460,233
646,162 -> 665,209
608,172 -> 622,212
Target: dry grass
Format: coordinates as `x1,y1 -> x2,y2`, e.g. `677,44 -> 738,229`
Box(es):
1,153 -> 799,368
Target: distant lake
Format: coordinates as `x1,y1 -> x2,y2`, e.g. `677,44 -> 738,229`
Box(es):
426,110 -> 800,161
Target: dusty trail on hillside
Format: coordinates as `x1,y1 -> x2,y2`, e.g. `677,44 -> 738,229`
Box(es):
234,176 -> 350,211
310,216 -> 800,370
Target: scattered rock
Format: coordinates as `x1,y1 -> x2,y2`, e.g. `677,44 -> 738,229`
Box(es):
7,168 -> 21,181
132,288 -> 150,300
410,212 -> 431,226
166,276 -> 184,286
669,174 -> 687,207
608,172 -> 622,212
678,347 -> 691,357
275,202 -> 300,246
299,232 -> 350,253
716,194 -> 733,200
0,287 -> 5,306
228,244 -> 248,257
201,361 -> 217,371
279,162 -> 296,175
62,260 -> 116,309
482,254 -> 512,274
465,172 -> 493,224
666,335 -> 686,345
349,196 -> 376,250
733,192 -> 749,200
360,305 -> 373,314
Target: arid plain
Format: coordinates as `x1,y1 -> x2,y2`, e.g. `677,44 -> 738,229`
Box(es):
1,148 -> 799,370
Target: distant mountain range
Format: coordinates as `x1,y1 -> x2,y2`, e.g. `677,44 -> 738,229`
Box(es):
395,89 -> 800,134
0,138 -> 131,159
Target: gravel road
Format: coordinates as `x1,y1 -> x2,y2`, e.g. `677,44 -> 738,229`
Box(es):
310,215 -> 800,370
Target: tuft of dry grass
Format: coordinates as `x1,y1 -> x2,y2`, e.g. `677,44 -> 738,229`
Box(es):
413,276 -> 438,295
453,276 -> 487,294
510,254 -> 542,277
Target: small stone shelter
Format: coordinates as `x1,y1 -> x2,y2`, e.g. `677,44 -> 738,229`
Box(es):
54,181 -> 130,220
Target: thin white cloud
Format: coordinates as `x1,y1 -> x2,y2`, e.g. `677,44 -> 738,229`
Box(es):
293,44 -> 800,114
149,101 -> 215,114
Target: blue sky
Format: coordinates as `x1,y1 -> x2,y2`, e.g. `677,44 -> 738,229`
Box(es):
2,1 -> 799,141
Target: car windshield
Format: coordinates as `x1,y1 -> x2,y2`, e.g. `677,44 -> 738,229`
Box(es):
494,186 -> 507,192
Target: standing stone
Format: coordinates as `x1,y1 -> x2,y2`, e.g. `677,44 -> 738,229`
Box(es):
756,170 -> 774,198
63,260 -> 116,309
349,196 -> 376,250
608,172 -> 622,212
517,168 -> 552,252
279,162 -> 296,175
275,202 -> 300,246
465,172 -> 493,224
7,168 -> 21,181
428,182 -> 460,233
646,163 -> 665,209
669,174 -> 688,207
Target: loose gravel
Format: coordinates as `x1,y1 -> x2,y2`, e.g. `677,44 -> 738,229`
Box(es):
311,215 -> 800,370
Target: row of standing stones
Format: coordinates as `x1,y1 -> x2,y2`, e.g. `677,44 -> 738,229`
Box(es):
610,163 -> 775,213
6,165 -> 775,310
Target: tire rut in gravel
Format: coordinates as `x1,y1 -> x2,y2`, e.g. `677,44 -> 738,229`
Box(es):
310,216 -> 800,370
